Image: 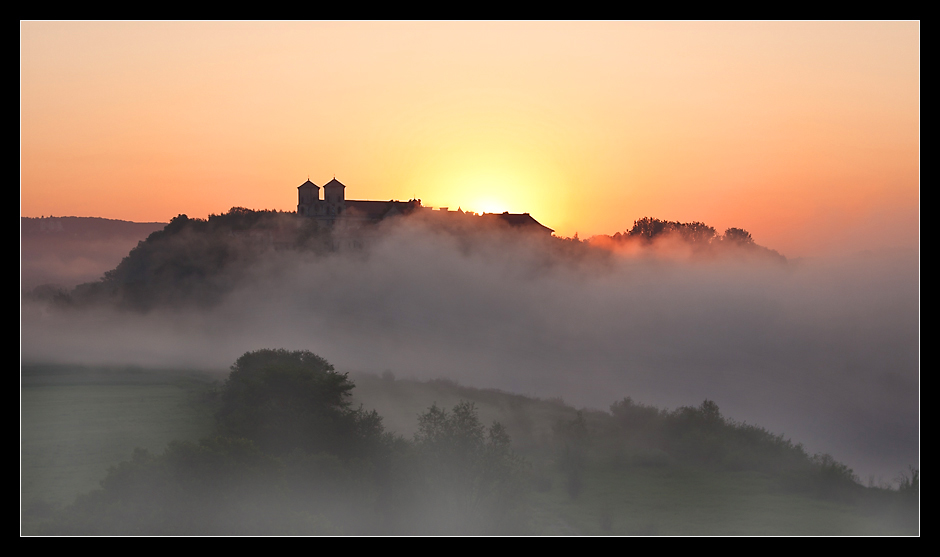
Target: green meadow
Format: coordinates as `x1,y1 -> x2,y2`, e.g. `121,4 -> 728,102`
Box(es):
22,365 -> 221,513
21,363 -> 918,535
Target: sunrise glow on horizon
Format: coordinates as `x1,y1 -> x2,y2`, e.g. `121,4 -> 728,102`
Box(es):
20,21 -> 919,257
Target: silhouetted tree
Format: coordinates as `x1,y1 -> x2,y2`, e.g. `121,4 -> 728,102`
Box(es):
666,400 -> 728,465
723,227 -> 754,245
216,349 -> 385,458
412,401 -> 529,534
629,217 -> 676,242
627,217 -> 716,247
678,221 -> 717,245
610,397 -> 664,444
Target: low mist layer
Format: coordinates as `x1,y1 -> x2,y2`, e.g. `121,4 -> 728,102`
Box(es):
21,213 -> 919,482
21,216 -> 166,291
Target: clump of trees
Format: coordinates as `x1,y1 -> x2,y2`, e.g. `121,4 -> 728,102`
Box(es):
624,217 -> 718,246
216,349 -> 385,459
43,349 -> 531,535
36,348 -> 917,535
597,217 -> 786,262
56,208 -> 330,311
34,208 -> 793,313
41,356 -> 920,535
410,401 -> 530,534
597,397 -> 868,499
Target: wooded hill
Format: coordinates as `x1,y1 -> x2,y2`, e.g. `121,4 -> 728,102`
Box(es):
33,208 -> 787,312
23,353 -> 919,536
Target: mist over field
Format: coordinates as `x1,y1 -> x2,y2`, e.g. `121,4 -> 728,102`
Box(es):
20,216 -> 918,483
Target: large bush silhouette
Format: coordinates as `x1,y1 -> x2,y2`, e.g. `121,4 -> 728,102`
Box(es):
216,349 -> 385,458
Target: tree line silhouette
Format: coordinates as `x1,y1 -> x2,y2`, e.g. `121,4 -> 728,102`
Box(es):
605,217 -> 768,251
30,209 -> 789,313
37,349 -> 918,535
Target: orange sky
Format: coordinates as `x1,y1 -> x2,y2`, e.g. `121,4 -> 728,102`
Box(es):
20,21 -> 919,257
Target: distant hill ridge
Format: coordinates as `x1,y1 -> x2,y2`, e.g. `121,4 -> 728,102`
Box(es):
21,216 -> 166,239
21,217 -> 169,292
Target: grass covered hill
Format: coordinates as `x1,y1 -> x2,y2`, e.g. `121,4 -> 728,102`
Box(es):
22,354 -> 919,536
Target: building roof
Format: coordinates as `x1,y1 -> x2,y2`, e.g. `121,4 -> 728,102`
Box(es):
482,212 -> 554,234
323,178 -> 346,189
344,200 -> 420,220
298,179 -> 319,189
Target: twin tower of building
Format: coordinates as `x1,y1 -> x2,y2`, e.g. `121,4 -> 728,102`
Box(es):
296,177 -> 554,235
296,177 -> 422,226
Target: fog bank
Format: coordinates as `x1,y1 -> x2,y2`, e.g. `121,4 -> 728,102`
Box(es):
21,218 -> 918,482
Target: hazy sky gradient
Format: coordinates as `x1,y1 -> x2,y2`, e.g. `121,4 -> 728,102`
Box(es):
21,21 -> 919,257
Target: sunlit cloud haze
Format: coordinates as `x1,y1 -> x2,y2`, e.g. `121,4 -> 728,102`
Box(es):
21,218 -> 918,482
21,21 -> 918,258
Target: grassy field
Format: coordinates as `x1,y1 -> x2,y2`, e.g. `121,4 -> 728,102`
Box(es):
21,365 -> 918,535
524,464 -> 912,535
21,365 -> 222,517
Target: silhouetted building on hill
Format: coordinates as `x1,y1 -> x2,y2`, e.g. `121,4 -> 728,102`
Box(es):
297,178 -> 553,236
297,178 -> 422,226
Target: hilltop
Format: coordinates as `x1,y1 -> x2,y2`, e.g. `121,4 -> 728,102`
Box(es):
28,207 -> 785,312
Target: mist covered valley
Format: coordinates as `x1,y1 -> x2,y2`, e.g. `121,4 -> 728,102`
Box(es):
20,210 -> 919,534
